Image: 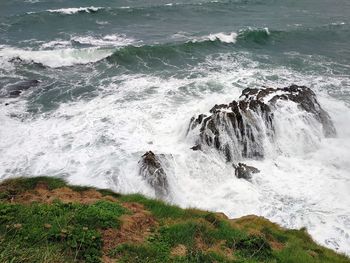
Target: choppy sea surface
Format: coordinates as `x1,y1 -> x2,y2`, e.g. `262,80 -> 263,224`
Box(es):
1,0 -> 350,255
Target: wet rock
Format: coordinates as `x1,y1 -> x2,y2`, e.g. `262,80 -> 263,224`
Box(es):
188,85 -> 336,161
234,163 -> 260,180
240,85 -> 336,137
190,145 -> 201,151
139,151 -> 169,198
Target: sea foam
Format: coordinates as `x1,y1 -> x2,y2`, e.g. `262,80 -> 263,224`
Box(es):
0,46 -> 114,68
47,6 -> 104,15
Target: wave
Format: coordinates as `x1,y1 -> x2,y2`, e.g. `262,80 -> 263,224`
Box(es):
238,27 -> 271,43
46,6 -> 104,15
0,33 -> 137,68
37,34 -> 136,50
3,26 -> 347,69
20,0 -> 268,18
106,28 -> 271,64
0,46 -> 114,68
0,29 -> 266,69
201,32 -> 238,43
41,40 -> 71,49
71,34 -> 136,47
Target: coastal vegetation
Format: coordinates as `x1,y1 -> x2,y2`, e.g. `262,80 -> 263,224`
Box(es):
0,176 -> 349,263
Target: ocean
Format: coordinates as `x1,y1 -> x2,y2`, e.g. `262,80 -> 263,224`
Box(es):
0,0 -> 350,255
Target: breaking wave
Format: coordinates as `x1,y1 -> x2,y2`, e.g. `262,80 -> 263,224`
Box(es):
0,46 -> 114,68
46,6 -> 104,15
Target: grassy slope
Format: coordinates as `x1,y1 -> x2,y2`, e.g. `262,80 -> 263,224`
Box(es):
0,176 -> 348,263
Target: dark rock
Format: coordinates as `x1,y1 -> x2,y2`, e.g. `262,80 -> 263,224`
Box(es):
139,151 -> 169,198
188,85 -> 336,161
234,163 -> 260,180
190,145 -> 201,151
240,85 -> 336,137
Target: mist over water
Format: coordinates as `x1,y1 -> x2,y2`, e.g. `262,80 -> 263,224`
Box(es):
1,0 -> 350,255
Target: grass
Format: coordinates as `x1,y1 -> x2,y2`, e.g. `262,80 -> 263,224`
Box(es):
119,194 -> 203,221
0,200 -> 125,263
0,178 -> 126,263
0,176 -> 349,263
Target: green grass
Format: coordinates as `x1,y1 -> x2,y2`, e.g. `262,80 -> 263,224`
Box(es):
119,194 -> 203,221
0,176 -> 349,263
0,176 -> 67,201
0,200 -> 126,263
110,242 -> 234,263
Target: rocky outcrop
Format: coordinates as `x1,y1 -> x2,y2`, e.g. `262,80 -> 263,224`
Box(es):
234,163 -> 260,180
139,151 -> 169,198
188,85 -> 336,161
239,85 -> 336,137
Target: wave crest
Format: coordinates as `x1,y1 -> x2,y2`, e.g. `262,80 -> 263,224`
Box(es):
0,46 -> 114,68
47,6 -> 104,15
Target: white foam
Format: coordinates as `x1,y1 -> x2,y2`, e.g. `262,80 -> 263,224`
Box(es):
191,32 -> 238,44
330,22 -> 346,26
72,34 -> 136,47
96,20 -> 109,25
0,46 -> 114,68
47,6 -> 104,15
264,27 -> 270,35
41,40 -> 71,49
208,32 -> 238,43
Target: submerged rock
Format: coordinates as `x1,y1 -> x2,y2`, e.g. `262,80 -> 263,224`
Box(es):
4,79 -> 40,97
234,163 -> 260,180
188,85 -> 336,161
139,151 -> 169,198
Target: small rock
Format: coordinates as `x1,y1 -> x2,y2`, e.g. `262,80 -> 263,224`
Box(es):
190,145 -> 201,151
139,151 -> 169,198
234,163 -> 260,180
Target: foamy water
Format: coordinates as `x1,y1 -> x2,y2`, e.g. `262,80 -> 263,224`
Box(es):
46,7 -> 104,15
0,46 -> 114,68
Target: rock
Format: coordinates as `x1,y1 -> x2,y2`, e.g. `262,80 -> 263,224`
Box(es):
139,151 -> 169,198
190,145 -> 201,151
239,85 -> 336,137
188,85 -> 336,161
234,163 -> 260,180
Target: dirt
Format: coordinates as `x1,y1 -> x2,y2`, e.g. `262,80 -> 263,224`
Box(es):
13,182 -> 117,204
171,244 -> 187,257
101,202 -> 157,263
270,240 -> 284,250
102,202 -> 157,252
195,236 -> 235,260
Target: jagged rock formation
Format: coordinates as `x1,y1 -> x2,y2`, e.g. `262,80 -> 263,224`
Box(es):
234,163 -> 260,180
139,151 -> 169,198
188,85 -> 336,162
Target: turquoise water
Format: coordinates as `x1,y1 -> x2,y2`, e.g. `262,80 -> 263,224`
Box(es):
1,0 -> 350,255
